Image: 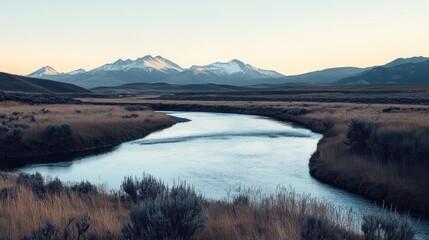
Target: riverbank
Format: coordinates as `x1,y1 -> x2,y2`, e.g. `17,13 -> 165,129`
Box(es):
82,98 -> 429,216
0,102 -> 175,168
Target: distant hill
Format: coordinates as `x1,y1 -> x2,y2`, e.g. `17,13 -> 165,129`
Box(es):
383,56 -> 429,68
338,60 -> 429,84
92,82 -> 253,94
0,72 -> 89,93
257,67 -> 368,84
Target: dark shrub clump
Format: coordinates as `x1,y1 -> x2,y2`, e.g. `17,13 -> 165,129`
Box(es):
121,174 -> 166,202
122,182 -> 206,240
71,181 -> 98,196
345,120 -> 374,152
361,212 -> 414,240
300,215 -> 344,240
17,172 -> 45,198
44,124 -> 72,143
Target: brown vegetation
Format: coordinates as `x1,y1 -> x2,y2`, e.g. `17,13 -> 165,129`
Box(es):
0,102 -> 175,167
0,172 -> 370,240
81,97 -> 429,215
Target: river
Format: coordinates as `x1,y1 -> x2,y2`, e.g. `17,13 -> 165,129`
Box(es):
19,111 -> 429,238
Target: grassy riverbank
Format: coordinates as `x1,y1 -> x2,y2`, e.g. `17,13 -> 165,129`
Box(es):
0,102 -> 175,168
1,171 -> 415,240
82,98 -> 429,216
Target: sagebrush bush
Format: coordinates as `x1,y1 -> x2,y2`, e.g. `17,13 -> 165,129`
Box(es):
21,220 -> 58,240
361,212 -> 414,240
44,124 -> 73,145
46,178 -> 63,195
121,174 -> 166,202
71,181 -> 98,196
345,120 -> 374,152
17,172 -> 45,198
6,128 -> 24,144
368,128 -> 429,165
122,182 -> 206,240
300,215 -> 344,240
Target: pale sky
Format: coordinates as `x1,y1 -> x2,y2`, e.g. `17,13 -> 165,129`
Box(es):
1,0 -> 429,75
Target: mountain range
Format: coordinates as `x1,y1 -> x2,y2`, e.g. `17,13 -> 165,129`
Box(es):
28,56 -> 285,88
27,55 -> 429,89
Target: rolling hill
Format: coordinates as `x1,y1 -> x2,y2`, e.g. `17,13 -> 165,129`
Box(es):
338,60 -> 429,84
0,72 -> 89,93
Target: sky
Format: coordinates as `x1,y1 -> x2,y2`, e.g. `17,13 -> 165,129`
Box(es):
1,0 -> 429,75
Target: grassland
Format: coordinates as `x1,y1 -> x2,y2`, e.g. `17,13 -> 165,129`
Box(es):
0,172 -> 375,239
0,102 -> 175,168
81,94 -> 429,216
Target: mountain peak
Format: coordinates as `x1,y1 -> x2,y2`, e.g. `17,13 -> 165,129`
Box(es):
67,69 -> 86,75
27,66 -> 60,77
93,55 -> 183,73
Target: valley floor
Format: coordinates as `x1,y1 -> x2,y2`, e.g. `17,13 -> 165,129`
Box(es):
81,96 -> 429,217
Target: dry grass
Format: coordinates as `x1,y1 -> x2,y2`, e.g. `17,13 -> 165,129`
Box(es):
0,102 -> 175,163
0,173 -> 127,239
0,172 -> 361,240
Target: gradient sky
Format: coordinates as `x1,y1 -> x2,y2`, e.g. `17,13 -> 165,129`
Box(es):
1,0 -> 429,75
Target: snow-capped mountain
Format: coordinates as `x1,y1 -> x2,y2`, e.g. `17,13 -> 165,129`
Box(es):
26,56 -> 284,88
67,69 -> 86,75
28,66 -> 60,77
93,55 -> 183,74
157,59 -> 284,85
189,59 -> 283,78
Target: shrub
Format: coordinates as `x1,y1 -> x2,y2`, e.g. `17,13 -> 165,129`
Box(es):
122,182 -> 206,240
6,128 -> 24,144
17,172 -> 45,198
361,213 -> 414,240
76,215 -> 91,240
71,181 -> 98,196
121,174 -> 166,202
21,220 -> 58,240
0,187 -> 18,200
125,106 -> 150,112
368,128 -> 429,165
122,113 -> 139,119
46,178 -> 63,195
233,194 -> 250,206
300,215 -> 343,240
44,124 -> 72,142
345,120 -> 374,152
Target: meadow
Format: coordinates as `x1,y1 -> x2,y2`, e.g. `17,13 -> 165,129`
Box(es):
0,102 -> 175,167
0,171 -> 413,240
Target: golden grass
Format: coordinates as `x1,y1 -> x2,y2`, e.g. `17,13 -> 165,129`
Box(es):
0,174 -> 127,239
0,172 -> 361,240
0,102 -> 175,160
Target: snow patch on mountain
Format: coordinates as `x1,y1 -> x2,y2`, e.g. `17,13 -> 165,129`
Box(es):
190,59 -> 284,78
28,66 -> 60,77
67,69 -> 86,75
92,55 -> 183,73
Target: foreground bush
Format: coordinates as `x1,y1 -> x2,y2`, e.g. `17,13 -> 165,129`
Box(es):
361,212 -> 415,240
121,174 -> 166,202
122,183 -> 206,240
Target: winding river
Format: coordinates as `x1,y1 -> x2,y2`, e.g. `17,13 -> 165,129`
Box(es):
19,111 -> 429,238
